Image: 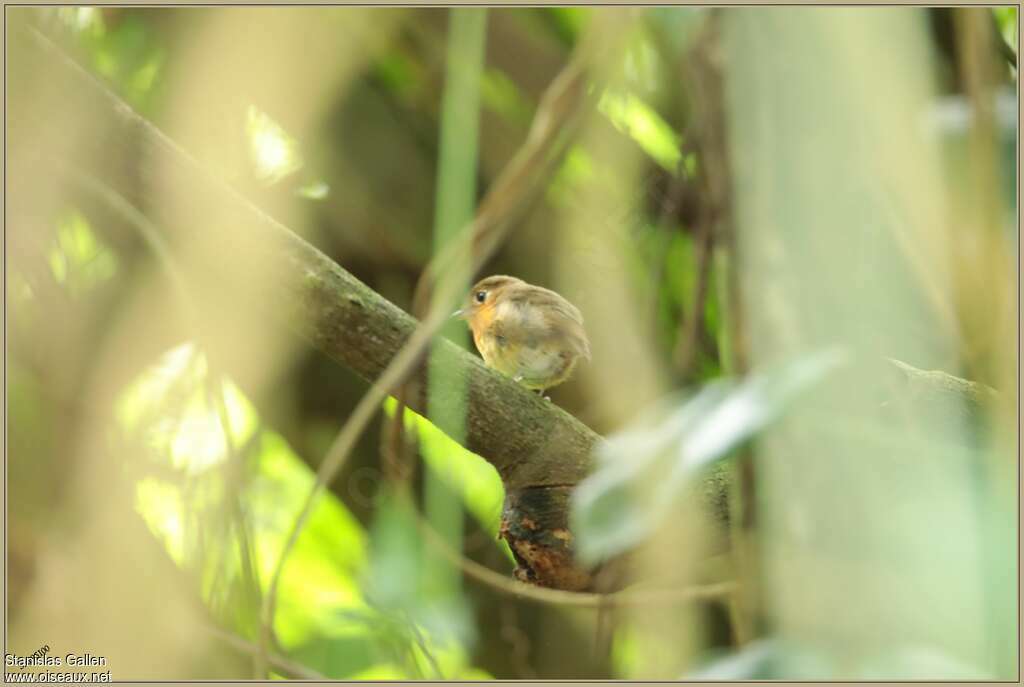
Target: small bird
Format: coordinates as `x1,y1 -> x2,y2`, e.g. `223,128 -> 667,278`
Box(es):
453,275 -> 591,397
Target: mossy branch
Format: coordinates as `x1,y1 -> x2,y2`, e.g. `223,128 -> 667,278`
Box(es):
23,23 -> 608,593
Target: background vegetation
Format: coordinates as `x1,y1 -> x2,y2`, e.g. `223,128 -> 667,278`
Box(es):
6,6 -> 1018,680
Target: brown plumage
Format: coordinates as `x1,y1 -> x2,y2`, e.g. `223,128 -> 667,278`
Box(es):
454,275 -> 590,395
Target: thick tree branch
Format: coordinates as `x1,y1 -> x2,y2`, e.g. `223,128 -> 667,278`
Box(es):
21,23 -> 611,595
279,234 -> 602,489
24,26 -> 601,487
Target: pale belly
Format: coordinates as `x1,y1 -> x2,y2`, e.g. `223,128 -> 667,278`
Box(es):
475,332 -> 575,390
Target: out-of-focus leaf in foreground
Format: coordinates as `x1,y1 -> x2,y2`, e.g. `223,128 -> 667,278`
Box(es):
686,640 -> 991,680
119,344 -> 494,679
571,348 -> 847,565
48,210 -> 119,297
685,640 -> 833,680
361,488 -> 475,671
854,646 -> 993,680
117,343 -> 369,646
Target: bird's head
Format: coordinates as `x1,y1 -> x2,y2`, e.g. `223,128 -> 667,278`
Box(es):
452,275 -> 523,331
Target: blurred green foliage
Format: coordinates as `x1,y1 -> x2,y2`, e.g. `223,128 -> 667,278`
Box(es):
47,211 -> 119,296
598,90 -> 682,174
117,343 -> 493,678
54,7 -> 166,112
993,6 -> 1018,55
7,5 -> 1017,680
571,349 -> 846,565
383,399 -> 506,544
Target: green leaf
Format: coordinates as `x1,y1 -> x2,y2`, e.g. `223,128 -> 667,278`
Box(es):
382,398 -> 506,541
118,343 -> 371,652
993,7 -> 1017,55
481,68 -> 533,125
67,12 -> 166,111
546,8 -> 589,44
598,89 -> 682,173
250,432 -> 369,647
571,348 -> 847,564
48,210 -> 119,294
117,343 -> 502,678
362,489 -> 475,657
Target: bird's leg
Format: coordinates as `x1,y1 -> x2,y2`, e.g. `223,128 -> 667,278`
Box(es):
534,388 -> 551,402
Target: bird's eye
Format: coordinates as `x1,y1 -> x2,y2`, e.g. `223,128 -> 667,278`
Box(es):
474,291 -> 487,304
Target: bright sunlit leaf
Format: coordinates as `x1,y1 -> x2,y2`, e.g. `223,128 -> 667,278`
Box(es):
116,343 -> 258,475
246,104 -> 303,184
57,7 -> 103,35
118,342 -> 376,659
47,210 -> 119,294
348,664 -> 409,680
249,432 -> 369,648
116,342 -> 199,429
134,477 -> 187,565
121,343 -> 490,677
382,398 -> 505,540
598,89 -> 682,174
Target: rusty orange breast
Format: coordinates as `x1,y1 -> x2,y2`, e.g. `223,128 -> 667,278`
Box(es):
467,302 -> 498,344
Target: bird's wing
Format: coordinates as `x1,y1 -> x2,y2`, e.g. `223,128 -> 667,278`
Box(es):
510,288 -> 591,360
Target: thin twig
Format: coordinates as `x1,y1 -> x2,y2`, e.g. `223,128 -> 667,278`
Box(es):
258,12 -> 644,660
206,376 -> 266,678
499,601 -> 536,678
405,611 -> 445,679
258,18 -> 623,665
413,504 -> 735,609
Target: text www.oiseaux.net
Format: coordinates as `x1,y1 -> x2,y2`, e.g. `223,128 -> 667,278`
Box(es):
4,671 -> 111,683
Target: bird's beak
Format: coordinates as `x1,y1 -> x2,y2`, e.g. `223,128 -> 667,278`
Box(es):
451,308 -> 464,319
